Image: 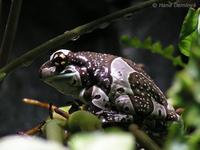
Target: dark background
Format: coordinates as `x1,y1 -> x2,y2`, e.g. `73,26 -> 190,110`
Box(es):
0,0 -> 188,136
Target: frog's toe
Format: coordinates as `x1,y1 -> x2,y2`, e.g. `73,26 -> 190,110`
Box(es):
166,110 -> 180,121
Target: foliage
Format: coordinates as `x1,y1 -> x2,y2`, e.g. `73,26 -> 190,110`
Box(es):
178,8 -> 199,57
121,7 -> 200,150
167,32 -> 200,150
69,132 -> 135,150
67,111 -> 102,133
121,35 -> 186,67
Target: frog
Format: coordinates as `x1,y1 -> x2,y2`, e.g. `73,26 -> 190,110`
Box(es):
39,49 -> 180,128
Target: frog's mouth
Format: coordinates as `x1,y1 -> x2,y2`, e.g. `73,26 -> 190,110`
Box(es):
39,61 -> 82,97
44,72 -> 77,82
39,60 -> 78,82
39,62 -> 82,89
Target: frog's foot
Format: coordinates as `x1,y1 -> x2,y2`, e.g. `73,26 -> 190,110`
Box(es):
95,110 -> 133,124
166,109 -> 180,121
165,103 -> 180,121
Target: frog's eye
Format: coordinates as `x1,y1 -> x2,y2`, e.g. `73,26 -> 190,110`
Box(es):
51,52 -> 67,66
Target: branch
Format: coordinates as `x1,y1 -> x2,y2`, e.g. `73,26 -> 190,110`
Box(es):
23,98 -> 69,119
0,0 -> 2,42
0,0 -> 169,80
0,0 -> 23,67
129,124 -> 161,150
18,121 -> 46,136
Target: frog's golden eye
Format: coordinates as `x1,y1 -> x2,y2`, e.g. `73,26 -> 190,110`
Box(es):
52,52 -> 67,66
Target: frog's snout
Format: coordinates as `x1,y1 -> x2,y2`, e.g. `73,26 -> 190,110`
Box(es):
39,61 -> 56,79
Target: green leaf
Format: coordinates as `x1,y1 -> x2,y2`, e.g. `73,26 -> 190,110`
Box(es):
178,8 -> 199,56
130,37 -> 142,48
43,119 -> 67,143
163,45 -> 174,56
179,8 -> 198,39
69,132 -> 135,150
120,35 -> 130,45
173,56 -> 184,66
151,41 -> 162,53
67,110 -> 102,133
143,36 -> 152,48
179,32 -> 196,57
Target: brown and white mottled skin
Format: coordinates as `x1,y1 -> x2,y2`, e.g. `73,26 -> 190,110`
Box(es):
39,49 -> 179,127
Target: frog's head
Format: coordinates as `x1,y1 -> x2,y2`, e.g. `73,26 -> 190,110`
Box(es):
39,49 -> 83,98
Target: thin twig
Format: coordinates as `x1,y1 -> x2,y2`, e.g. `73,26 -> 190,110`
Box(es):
54,107 -> 69,119
0,0 -> 23,67
129,124 -> 161,150
23,98 -> 56,110
0,0 -> 2,20
23,98 -> 69,119
0,0 -> 3,42
0,0 -> 169,79
18,121 -> 46,136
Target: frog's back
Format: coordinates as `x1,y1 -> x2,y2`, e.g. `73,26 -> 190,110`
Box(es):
74,51 -> 179,121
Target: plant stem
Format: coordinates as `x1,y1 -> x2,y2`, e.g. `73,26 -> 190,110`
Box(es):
0,0 -> 169,78
0,0 -> 2,42
23,98 -> 57,110
129,124 -> 161,150
23,98 -> 69,119
0,0 -> 23,67
18,121 -> 46,136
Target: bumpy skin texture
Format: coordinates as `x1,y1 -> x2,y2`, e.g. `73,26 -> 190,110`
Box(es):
40,49 -> 179,127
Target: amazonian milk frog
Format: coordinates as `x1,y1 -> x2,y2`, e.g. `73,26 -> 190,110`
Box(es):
39,49 -> 179,127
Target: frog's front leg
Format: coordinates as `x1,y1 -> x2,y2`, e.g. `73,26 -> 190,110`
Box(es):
80,86 -> 133,124
83,85 -> 111,110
